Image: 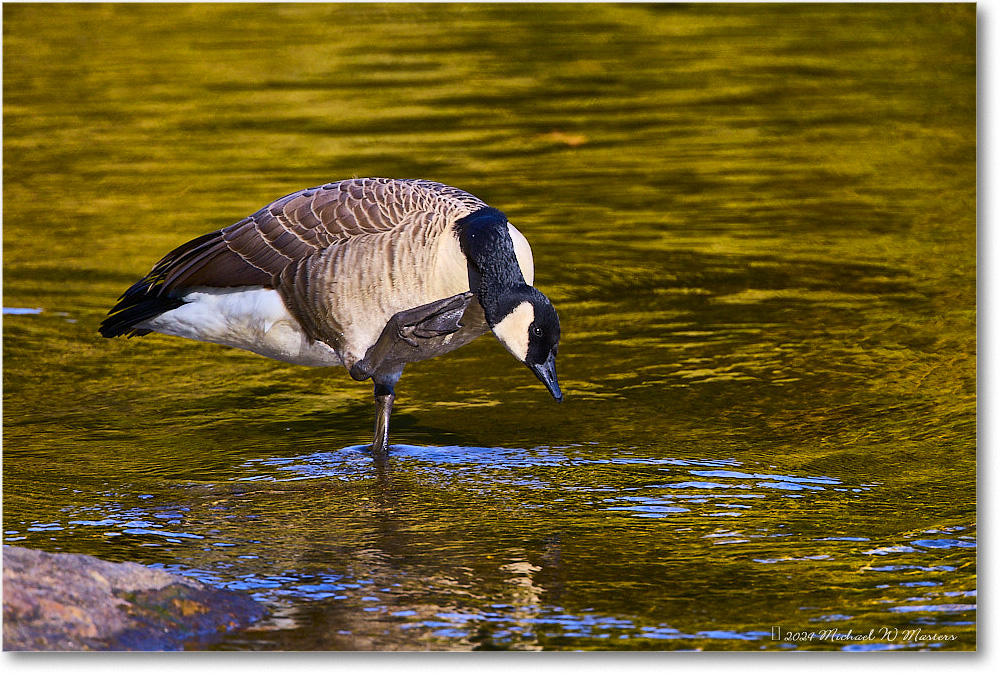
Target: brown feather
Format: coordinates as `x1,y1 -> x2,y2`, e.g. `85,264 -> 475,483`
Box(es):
107,178 -> 489,321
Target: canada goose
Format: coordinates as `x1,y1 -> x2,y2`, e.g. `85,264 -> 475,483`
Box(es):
99,178 -> 563,456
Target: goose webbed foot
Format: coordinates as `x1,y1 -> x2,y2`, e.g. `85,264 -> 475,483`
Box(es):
350,291 -> 475,381
398,291 -> 474,341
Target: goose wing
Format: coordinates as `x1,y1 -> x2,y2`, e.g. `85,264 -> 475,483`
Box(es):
100,179 -> 487,338
125,178 -> 488,297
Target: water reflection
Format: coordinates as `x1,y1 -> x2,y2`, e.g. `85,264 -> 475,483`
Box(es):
3,440 -> 973,649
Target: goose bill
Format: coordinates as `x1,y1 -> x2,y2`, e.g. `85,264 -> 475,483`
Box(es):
529,352 -> 563,402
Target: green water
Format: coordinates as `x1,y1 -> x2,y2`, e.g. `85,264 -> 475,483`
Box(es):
3,3 -> 975,651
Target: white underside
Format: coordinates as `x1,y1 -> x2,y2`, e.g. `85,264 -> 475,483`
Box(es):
139,287 -> 342,367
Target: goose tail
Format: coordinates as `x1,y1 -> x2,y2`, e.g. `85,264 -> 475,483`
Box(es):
98,288 -> 185,338
99,229 -> 233,339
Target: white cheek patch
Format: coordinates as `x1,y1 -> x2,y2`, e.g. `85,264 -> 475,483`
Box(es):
493,301 -> 534,362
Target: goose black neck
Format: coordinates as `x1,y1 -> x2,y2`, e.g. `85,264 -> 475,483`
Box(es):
456,207 -> 529,325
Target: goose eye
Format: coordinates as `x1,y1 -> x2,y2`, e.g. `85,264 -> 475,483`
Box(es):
531,326 -> 543,338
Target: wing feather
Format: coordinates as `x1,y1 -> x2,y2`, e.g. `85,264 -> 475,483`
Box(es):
102,178 -> 488,336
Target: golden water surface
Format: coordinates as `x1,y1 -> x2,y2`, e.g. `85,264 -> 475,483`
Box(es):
3,3 -> 975,650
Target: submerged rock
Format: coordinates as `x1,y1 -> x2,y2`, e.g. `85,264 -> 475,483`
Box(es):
3,545 -> 265,651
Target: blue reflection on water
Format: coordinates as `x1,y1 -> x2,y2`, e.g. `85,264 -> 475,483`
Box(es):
889,603 -> 976,614
231,444 -> 871,532
689,470 -> 840,485
910,539 -> 976,549
235,444 -> 749,483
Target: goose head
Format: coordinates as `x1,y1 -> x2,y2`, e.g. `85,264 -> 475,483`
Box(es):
489,286 -> 563,402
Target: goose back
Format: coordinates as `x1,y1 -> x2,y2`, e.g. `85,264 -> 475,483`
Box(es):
131,178 -> 488,297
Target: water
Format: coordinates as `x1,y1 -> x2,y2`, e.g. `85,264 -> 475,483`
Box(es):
2,3 -> 975,651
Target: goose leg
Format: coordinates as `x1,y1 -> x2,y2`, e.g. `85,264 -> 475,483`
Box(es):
372,382 -> 395,459
354,292 -> 474,461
